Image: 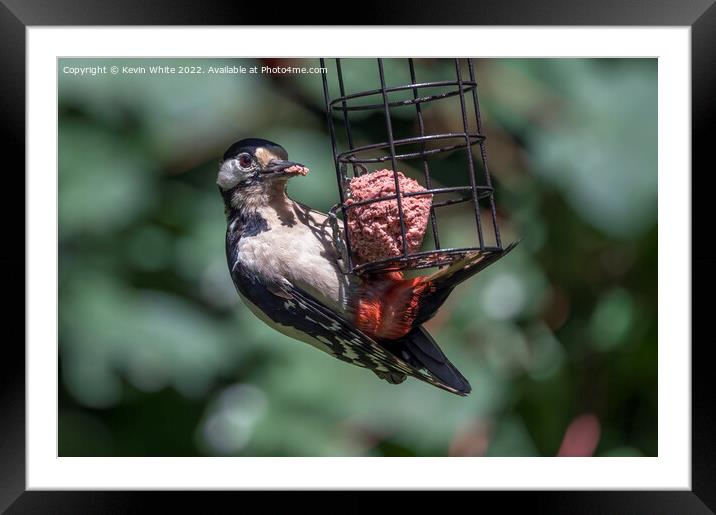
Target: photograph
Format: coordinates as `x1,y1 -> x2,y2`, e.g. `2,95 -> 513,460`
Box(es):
57,56 -> 657,458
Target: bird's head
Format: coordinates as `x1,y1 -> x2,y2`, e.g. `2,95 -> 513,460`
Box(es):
217,138 -> 308,212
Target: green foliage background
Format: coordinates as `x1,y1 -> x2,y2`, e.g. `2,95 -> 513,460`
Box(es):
58,58 -> 657,457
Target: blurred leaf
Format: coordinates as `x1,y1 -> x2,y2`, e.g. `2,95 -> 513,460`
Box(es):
485,415 -> 539,457
589,288 -> 635,351
59,121 -> 154,238
528,60 -> 657,237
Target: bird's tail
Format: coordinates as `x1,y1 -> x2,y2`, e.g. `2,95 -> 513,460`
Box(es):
400,327 -> 472,395
373,327 -> 472,396
411,241 -> 520,327
355,242 -> 518,340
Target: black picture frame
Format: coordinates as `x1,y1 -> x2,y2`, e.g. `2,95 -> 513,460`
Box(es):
2,1 -> 712,512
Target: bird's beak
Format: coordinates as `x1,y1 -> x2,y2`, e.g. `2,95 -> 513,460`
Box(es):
261,159 -> 307,178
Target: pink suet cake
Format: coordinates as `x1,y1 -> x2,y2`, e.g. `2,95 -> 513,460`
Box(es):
346,169 -> 432,265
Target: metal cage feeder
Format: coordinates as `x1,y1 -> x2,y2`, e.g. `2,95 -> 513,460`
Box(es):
320,58 -> 505,276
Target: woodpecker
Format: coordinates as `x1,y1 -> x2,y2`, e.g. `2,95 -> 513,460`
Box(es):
218,138 -> 516,396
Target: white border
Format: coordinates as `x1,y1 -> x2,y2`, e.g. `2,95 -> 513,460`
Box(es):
27,27 -> 691,489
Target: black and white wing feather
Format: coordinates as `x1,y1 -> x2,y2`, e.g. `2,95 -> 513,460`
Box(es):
280,280 -> 469,396
231,259 -> 467,395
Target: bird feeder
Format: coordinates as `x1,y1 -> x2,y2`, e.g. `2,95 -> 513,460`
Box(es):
321,58 -> 507,276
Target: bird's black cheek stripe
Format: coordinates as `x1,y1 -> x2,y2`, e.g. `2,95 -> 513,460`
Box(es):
225,210 -> 269,239
242,212 -> 269,237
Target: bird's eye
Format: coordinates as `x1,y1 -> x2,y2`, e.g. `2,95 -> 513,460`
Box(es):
238,154 -> 252,169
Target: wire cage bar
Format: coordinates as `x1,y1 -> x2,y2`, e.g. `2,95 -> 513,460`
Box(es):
321,58 -> 504,276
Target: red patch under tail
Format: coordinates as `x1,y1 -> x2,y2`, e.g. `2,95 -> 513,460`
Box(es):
354,272 -> 437,340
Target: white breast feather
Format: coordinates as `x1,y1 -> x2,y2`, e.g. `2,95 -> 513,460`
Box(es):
236,200 -> 350,315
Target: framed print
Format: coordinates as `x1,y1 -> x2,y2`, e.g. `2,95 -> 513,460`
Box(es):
2,0 -> 713,512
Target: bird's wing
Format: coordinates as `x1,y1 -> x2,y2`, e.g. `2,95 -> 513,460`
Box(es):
262,274 -> 469,396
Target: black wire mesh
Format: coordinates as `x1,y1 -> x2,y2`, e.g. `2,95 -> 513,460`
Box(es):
321,58 -> 504,276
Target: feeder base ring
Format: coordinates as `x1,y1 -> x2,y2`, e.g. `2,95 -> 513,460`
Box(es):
351,246 -> 506,276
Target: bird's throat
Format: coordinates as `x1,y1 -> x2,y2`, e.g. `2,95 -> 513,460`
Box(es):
228,179 -> 289,219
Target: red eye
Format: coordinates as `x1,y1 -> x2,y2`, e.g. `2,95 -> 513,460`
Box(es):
238,154 -> 252,169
